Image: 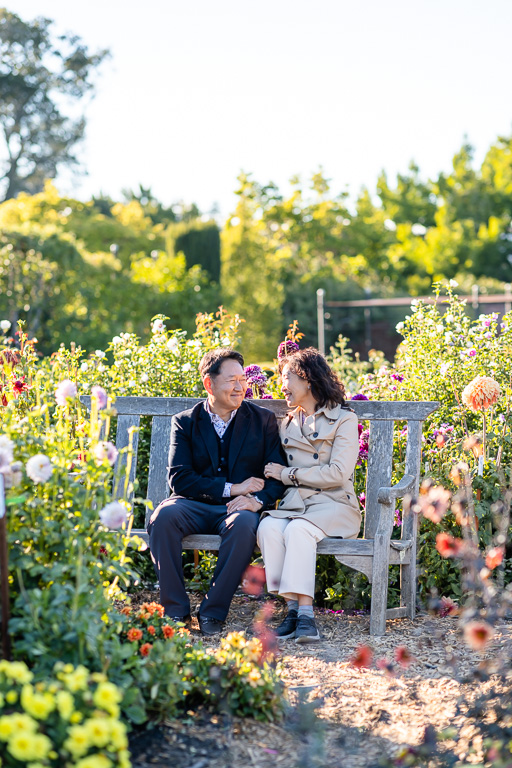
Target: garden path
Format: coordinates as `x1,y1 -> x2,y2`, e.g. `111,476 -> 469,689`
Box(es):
127,590 -> 512,768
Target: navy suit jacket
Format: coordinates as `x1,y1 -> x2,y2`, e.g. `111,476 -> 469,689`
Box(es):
168,400 -> 286,509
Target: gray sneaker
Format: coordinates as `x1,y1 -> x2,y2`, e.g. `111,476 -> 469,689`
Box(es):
275,609 -> 298,639
295,613 -> 320,643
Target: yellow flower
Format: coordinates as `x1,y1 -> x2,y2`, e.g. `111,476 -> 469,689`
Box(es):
75,754 -> 113,768
247,669 -> 262,688
56,690 -> 74,720
63,665 -> 89,692
83,716 -> 110,748
223,632 -> 246,650
0,715 -> 14,741
108,719 -> 128,750
90,672 -> 107,683
1,661 -> 33,684
119,750 -> 131,768
0,712 -> 38,740
5,691 -> 17,704
64,725 -> 90,758
93,682 -> 122,716
70,711 -> 83,724
8,732 -> 51,762
245,638 -> 263,663
21,685 -> 55,720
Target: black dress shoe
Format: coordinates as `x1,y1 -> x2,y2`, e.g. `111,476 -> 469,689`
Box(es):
198,614 -> 224,636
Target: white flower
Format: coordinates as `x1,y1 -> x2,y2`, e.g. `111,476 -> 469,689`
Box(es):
449,279 -> 458,288
182,362 -> 192,372
80,362 -> 89,372
140,373 -> 149,383
151,319 -> 166,334
395,322 -> 404,333
440,363 -> 451,376
97,364 -> 106,373
436,324 -> 444,333
91,385 -> 108,409
114,360 -> 123,367
99,501 -> 128,529
222,336 -> 231,347
128,379 -> 136,388
26,454 -> 53,484
111,336 -> 123,345
95,350 -> 106,359
55,380 -> 77,406
186,339 -> 201,348
166,337 -> 179,354
93,441 -> 118,466
445,314 -> 454,323
0,436 -> 14,465
0,320 -> 11,333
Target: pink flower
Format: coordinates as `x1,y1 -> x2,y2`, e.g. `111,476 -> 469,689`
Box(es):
99,501 -> 128,529
439,597 -> 458,617
395,646 -> 415,668
485,547 -> 504,570
462,376 -> 501,411
414,484 -> 451,523
350,645 -> 373,668
55,379 -> 77,406
93,441 -> 118,466
436,532 -> 464,558
463,620 -> 494,650
91,385 -> 108,409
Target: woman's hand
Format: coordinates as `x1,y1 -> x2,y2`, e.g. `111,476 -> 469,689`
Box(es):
264,462 -> 286,480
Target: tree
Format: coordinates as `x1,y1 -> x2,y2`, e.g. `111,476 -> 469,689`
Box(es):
0,8 -> 108,200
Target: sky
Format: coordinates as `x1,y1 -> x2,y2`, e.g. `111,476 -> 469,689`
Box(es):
10,0 -> 512,219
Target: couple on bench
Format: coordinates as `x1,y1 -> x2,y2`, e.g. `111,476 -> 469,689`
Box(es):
148,346 -> 361,643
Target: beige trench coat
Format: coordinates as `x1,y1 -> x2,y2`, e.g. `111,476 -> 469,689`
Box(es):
266,403 -> 361,539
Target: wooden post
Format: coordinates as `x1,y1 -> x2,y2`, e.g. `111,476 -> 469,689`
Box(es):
0,473 -> 10,660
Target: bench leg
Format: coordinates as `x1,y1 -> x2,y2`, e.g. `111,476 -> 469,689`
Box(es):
400,548 -> 417,620
369,533 -> 391,637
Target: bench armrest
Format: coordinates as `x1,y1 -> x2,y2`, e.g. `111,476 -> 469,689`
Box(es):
377,473 -> 416,506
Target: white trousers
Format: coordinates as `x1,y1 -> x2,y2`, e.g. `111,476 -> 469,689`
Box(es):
257,516 -> 325,600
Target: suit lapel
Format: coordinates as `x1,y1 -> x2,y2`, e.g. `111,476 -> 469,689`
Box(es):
228,402 -> 250,473
197,406 -> 219,469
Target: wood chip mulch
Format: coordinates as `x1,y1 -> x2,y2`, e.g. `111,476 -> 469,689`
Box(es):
125,588 -> 512,768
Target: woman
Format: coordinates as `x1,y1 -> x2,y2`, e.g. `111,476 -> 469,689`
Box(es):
259,347 -> 361,643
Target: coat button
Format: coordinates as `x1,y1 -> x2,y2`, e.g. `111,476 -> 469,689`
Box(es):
313,453 -> 318,459
284,438 -> 288,444
289,454 -> 293,461
313,432 -> 318,438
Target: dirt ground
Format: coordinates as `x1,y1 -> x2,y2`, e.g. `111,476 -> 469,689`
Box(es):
126,589 -> 512,768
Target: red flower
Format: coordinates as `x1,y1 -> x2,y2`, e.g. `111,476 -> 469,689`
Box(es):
127,628 -> 143,642
485,547 -> 504,570
163,625 -> 175,639
140,642 -> 152,657
463,620 -> 494,650
394,646 -> 415,668
350,645 -> 373,668
147,625 -> 155,636
12,378 -> 28,397
436,532 -> 463,558
242,564 -> 266,597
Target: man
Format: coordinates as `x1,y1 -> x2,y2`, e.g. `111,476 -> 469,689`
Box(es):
148,348 -> 285,636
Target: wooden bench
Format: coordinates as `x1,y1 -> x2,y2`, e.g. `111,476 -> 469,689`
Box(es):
81,396 -> 438,636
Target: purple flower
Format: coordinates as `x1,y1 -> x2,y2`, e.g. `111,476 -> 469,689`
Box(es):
391,373 -> 404,382
55,379 -> 77,406
467,349 -> 477,357
359,429 -> 370,451
260,394 -> 273,399
91,385 -> 108,410
244,364 -> 263,377
244,387 -> 254,399
358,492 -> 366,507
351,393 -> 369,401
277,340 -> 299,358
394,509 -> 402,527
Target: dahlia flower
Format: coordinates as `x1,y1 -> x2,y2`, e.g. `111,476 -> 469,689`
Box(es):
93,441 -> 118,466
461,376 -> 501,411
55,379 -> 77,406
463,620 -> 494,651
26,454 -> 53,484
99,501 -> 128,529
277,340 -> 299,358
91,385 -> 108,410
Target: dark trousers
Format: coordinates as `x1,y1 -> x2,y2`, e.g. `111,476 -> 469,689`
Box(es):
147,497 -> 259,621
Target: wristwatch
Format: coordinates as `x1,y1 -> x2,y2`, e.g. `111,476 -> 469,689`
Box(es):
288,468 -> 299,487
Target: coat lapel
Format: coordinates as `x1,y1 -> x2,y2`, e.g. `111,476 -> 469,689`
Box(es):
228,402 -> 250,473
197,406 -> 219,469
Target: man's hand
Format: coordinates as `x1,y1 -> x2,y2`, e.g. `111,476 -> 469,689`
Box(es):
226,494 -> 263,514
230,477 -> 265,496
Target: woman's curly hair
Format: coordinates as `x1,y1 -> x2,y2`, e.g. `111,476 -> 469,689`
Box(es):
278,347 -> 346,409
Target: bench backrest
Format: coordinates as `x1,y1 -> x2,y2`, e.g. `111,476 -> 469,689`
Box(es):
81,397 -> 438,538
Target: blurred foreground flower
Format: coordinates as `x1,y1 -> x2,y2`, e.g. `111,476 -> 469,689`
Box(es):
242,563 -> 266,597
461,375 -> 501,411
26,453 -> 53,484
463,620 -> 494,650
395,646 -> 415,668
485,547 -> 504,570
93,441 -> 119,466
436,532 -> 464,558
99,501 -> 128,529
55,379 -> 77,406
91,385 -> 108,409
439,596 -> 458,617
411,482 -> 451,523
350,644 -> 373,668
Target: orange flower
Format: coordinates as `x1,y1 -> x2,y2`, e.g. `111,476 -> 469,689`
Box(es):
415,485 -> 452,523
463,620 -> 494,650
461,376 -> 501,412
140,602 -> 153,615
140,642 -> 152,656
394,646 -> 415,668
127,628 -> 143,642
449,462 -> 469,487
147,625 -> 156,636
485,547 -> 504,570
120,606 -> 132,616
350,645 -> 373,668
436,532 -> 464,558
162,625 -> 175,639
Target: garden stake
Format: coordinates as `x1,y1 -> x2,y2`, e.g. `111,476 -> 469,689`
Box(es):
0,473 -> 10,660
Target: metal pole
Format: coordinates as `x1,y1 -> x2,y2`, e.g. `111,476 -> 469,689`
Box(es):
317,289 -> 325,354
0,473 -> 10,660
